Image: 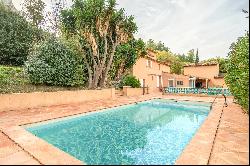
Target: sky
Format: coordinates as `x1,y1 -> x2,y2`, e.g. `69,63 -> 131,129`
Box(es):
12,0 -> 249,60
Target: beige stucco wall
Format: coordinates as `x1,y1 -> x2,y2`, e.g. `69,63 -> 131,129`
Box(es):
184,64 -> 227,88
132,57 -> 170,89
160,64 -> 170,73
0,89 -> 115,112
162,72 -> 190,87
211,78 -> 227,88
123,86 -> 143,96
184,64 -> 220,79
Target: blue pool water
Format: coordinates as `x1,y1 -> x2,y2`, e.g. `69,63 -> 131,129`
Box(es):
25,99 -> 211,165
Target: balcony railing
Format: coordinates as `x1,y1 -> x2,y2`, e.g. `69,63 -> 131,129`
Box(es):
164,87 -> 232,96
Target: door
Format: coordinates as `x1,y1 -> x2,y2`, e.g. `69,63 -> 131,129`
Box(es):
157,76 -> 160,88
140,79 -> 144,88
157,76 -> 162,88
142,79 -> 146,95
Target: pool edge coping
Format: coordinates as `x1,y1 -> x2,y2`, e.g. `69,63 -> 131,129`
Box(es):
0,96 -> 223,165
175,101 -> 224,165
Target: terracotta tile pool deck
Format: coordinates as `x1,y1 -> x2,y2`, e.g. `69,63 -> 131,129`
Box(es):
0,94 -> 249,165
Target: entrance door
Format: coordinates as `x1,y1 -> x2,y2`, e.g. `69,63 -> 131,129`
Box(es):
157,76 -> 161,88
159,76 -> 162,88
142,79 -> 146,95
140,79 -> 145,88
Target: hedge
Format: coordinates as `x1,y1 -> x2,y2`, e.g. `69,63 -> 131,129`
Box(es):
225,33 -> 249,112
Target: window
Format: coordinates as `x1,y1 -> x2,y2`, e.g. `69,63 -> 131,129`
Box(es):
168,80 -> 174,87
158,64 -> 161,70
146,60 -> 152,68
177,81 -> 184,86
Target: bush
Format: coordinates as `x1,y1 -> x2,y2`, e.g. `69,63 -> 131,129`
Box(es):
119,75 -> 141,88
25,37 -> 86,86
0,65 -> 28,93
225,33 -> 249,112
0,3 -> 34,66
0,65 -> 27,85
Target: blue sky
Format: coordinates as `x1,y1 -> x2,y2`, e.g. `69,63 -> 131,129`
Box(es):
13,0 -> 249,60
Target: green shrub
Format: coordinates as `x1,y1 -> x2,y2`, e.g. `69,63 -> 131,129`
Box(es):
225,33 -> 249,112
0,65 -> 28,93
25,37 -> 86,86
0,65 -> 27,85
119,75 -> 141,88
0,3 -> 35,66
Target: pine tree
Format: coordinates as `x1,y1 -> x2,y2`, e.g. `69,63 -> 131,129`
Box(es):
195,48 -> 199,65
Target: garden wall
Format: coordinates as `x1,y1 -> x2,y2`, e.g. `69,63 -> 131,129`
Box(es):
0,88 -> 115,112
123,86 -> 151,97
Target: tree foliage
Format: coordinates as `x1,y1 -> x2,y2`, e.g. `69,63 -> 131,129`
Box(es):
146,39 -> 170,52
225,33 -> 249,112
111,38 -> 146,81
201,57 -> 229,73
25,37 -> 86,86
0,3 -> 35,66
157,51 -> 185,74
61,0 -> 137,89
22,0 -> 45,28
44,0 -> 67,35
186,49 -> 195,63
119,75 -> 141,88
171,60 -> 184,75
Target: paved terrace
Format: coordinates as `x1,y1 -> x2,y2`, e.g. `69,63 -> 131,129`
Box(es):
0,94 -> 249,165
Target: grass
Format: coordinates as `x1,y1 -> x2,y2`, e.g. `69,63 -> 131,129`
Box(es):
0,65 -> 87,94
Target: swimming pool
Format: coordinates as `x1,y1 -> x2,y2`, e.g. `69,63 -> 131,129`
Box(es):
25,99 -> 211,165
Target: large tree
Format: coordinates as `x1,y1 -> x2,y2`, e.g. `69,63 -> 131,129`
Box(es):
146,39 -> 170,52
61,0 -> 137,89
0,2 -> 34,66
187,49 -> 195,63
111,38 -> 146,81
157,51 -> 184,74
157,51 -> 176,64
22,0 -> 45,28
44,0 -> 67,35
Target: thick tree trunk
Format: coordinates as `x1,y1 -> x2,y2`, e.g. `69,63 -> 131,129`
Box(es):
95,39 -> 108,87
99,43 -> 117,87
86,64 -> 94,89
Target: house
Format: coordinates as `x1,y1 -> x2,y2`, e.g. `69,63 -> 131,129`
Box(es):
183,63 -> 227,88
163,63 -> 227,89
162,72 -> 191,88
132,49 -> 171,92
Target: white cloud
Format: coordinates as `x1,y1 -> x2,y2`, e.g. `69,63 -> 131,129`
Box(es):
117,0 -> 249,60
13,0 -> 249,60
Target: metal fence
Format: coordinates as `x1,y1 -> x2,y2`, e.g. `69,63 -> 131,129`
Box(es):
164,87 -> 232,96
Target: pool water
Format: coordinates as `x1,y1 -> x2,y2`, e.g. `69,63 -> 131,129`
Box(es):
25,99 -> 211,165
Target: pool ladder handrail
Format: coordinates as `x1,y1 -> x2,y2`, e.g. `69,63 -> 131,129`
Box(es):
210,83 -> 228,109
